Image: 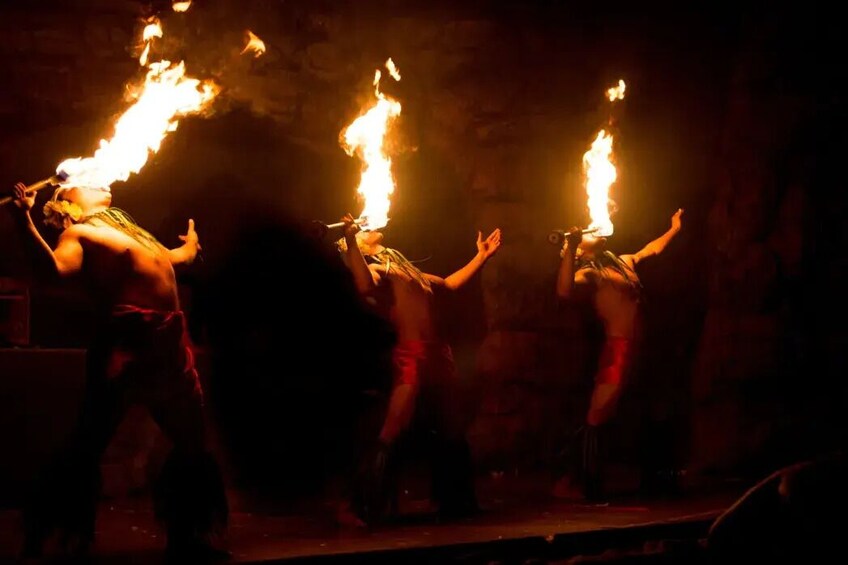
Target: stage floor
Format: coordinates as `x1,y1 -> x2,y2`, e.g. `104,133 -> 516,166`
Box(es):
0,486 -> 740,564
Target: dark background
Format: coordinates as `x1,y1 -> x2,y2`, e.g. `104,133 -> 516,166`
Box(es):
1,0 -> 846,505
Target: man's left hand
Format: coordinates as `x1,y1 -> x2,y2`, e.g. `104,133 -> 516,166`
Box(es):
671,208 -> 684,232
477,228 -> 502,260
178,218 -> 202,253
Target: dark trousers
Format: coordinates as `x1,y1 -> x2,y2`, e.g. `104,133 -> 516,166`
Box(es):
23,309 -> 227,555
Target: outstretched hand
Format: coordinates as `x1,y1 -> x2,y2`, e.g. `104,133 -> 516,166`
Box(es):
671,208 -> 684,232
477,228 -> 502,260
178,218 -> 201,252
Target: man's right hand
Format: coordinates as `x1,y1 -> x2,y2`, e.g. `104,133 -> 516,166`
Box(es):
563,227 -> 583,252
11,182 -> 35,212
341,213 -> 360,241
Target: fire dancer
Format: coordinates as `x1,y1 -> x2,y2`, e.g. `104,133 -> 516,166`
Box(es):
8,183 -> 228,560
553,208 -> 683,500
337,214 -> 501,524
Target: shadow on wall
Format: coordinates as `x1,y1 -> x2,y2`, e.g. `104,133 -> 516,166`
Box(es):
202,215 -> 396,503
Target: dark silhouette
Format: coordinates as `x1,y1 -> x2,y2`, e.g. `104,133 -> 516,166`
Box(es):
8,183 -> 228,561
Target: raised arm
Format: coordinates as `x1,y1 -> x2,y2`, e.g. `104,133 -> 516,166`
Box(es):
556,228 -> 592,299
168,219 -> 202,266
341,214 -> 380,295
429,229 -> 501,291
626,208 -> 683,266
9,182 -> 83,278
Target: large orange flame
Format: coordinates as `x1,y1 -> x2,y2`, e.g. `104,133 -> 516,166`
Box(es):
57,16 -> 217,191
583,130 -> 617,237
340,58 -> 402,231
582,79 -> 625,237
241,30 -> 266,58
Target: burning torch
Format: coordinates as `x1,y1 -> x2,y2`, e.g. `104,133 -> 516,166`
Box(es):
547,227 -> 600,247
0,171 -> 69,207
550,80 -> 625,249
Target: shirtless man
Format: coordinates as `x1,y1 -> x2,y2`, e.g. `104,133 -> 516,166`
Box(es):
554,209 -> 683,500
9,182 -> 228,561
338,214 -> 501,524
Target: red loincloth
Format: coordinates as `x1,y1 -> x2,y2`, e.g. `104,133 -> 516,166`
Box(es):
392,340 -> 456,387
93,304 -> 202,402
595,336 -> 632,385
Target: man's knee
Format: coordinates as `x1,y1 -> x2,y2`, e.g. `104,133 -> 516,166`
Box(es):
590,382 -> 621,406
379,422 -> 402,445
587,385 -> 622,426
379,410 -> 413,444
587,409 -> 610,427
149,393 -> 208,452
380,384 -> 418,442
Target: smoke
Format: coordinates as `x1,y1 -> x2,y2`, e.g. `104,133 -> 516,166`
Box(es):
141,0 -> 422,156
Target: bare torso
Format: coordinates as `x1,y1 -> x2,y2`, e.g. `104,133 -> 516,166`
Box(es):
71,222 -> 179,311
580,262 -> 641,339
369,263 -> 438,342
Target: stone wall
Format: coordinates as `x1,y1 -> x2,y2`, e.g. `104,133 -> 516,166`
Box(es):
689,10 -> 848,478
2,1 -> 816,493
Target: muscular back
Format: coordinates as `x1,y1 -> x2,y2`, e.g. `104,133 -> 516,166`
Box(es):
64,222 -> 179,311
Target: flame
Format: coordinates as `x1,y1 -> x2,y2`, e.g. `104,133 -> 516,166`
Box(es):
385,58 -> 401,81
139,43 -> 152,67
172,1 -> 192,12
139,19 -> 162,67
340,58 -> 402,231
57,17 -> 217,191
241,30 -> 266,58
583,130 -> 617,237
142,19 -> 163,42
606,79 -> 626,101
582,80 -> 626,236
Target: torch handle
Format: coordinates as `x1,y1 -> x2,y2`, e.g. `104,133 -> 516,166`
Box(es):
324,218 -> 366,230
310,217 -> 367,239
551,227 -> 600,236
547,227 -> 601,246
0,175 -> 64,206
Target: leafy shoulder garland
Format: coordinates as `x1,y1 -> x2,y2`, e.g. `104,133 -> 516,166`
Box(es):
82,208 -> 166,252
577,250 -> 643,291
368,247 -> 432,290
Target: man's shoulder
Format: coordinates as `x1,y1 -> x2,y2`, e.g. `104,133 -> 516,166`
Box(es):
62,222 -> 112,244
60,223 -> 91,239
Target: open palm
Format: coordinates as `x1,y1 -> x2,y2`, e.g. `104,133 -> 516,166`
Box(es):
477,228 -> 502,259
